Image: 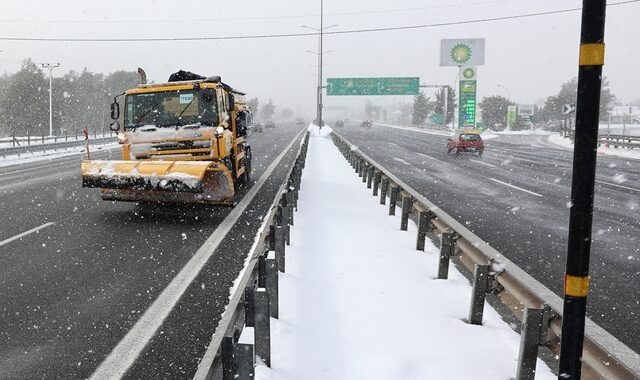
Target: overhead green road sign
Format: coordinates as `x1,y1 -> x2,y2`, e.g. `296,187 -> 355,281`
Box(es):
327,77 -> 420,96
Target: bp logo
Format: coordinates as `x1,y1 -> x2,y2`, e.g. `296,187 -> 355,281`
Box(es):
462,68 -> 475,79
450,44 -> 472,65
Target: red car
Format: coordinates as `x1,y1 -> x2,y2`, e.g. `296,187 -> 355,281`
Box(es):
447,130 -> 484,156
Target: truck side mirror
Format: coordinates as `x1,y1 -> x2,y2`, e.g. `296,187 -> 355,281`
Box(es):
228,94 -> 235,112
110,101 -> 120,120
109,120 -> 120,132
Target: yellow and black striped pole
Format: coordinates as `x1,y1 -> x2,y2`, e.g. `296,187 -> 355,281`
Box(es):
559,1 -> 606,378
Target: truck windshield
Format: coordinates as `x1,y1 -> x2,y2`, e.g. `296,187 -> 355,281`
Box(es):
124,90 -> 218,129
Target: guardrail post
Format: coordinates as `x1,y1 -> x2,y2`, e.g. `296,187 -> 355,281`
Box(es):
388,184 -> 399,215
361,163 -> 367,182
244,286 -> 255,327
415,209 -> 429,251
437,232 -> 456,279
355,156 -> 360,173
255,290 -> 271,367
275,226 -> 285,272
286,191 -> 295,224
222,336 -> 255,380
281,201 -> 291,246
379,176 -> 389,205
515,307 -> 545,380
400,193 -> 411,231
268,225 -> 275,251
468,264 -> 490,325
258,254 -> 266,288
358,160 -> 364,178
372,170 -> 382,196
265,259 -> 278,318
367,166 -> 374,189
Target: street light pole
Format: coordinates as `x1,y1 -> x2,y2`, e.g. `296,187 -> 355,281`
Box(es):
302,1 -> 338,131
41,63 -> 60,137
496,84 -> 511,100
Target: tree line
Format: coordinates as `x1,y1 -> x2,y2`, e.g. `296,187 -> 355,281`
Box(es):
0,59 -> 140,137
478,77 -> 616,130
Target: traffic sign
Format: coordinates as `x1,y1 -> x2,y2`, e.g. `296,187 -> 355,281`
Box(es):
563,104 -> 576,114
326,77 -> 420,96
518,104 -> 535,116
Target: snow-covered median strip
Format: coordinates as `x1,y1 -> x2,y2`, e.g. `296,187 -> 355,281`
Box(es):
254,126 -> 555,379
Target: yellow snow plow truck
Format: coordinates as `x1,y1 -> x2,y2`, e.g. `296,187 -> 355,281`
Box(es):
81,71 -> 252,205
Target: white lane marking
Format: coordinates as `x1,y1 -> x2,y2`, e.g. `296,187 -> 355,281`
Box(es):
417,152 -> 438,160
489,177 -> 543,197
90,128 -> 306,380
0,222 -> 55,247
393,157 -> 410,165
596,179 -> 640,193
470,159 -> 497,168
372,122 -> 451,136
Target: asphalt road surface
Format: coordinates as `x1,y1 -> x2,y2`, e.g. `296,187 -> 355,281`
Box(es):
0,122 -> 305,379
336,122 -> 640,353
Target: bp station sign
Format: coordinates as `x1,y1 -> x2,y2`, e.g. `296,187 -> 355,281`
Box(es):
440,38 -> 485,129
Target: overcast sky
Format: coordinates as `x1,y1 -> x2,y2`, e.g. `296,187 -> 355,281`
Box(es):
1,0 -> 638,115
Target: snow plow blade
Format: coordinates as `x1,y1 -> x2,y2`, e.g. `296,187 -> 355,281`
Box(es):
81,160 -> 235,205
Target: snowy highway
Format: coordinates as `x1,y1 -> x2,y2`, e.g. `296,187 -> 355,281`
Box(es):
336,123 -> 640,354
0,123 -> 305,379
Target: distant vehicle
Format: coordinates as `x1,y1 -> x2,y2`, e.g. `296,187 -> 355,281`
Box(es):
361,120 -> 372,128
265,120 -> 276,129
295,118 -> 305,126
335,120 -> 345,128
447,129 -> 484,156
312,119 -> 325,126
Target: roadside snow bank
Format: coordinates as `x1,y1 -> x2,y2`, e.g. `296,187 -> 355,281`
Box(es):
548,134 -> 640,160
0,142 -> 119,168
254,126 -> 555,379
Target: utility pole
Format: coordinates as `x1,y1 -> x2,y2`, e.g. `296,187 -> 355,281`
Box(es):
302,1 -> 338,131
559,1 -> 606,379
318,0 -> 323,129
41,63 -> 60,137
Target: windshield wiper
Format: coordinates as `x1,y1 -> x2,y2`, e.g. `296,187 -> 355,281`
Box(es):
177,96 -> 197,119
134,101 -> 163,127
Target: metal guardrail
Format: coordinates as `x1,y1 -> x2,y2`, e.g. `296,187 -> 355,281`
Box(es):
1,136 -> 117,158
332,131 -> 640,379
192,131 -> 310,380
566,130 -> 640,149
597,134 -> 640,149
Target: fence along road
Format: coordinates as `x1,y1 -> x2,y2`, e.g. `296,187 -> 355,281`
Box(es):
332,130 -> 640,379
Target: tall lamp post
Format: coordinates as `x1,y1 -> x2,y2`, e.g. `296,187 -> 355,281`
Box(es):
41,63 -> 60,137
496,84 -> 511,100
301,0 -> 338,130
